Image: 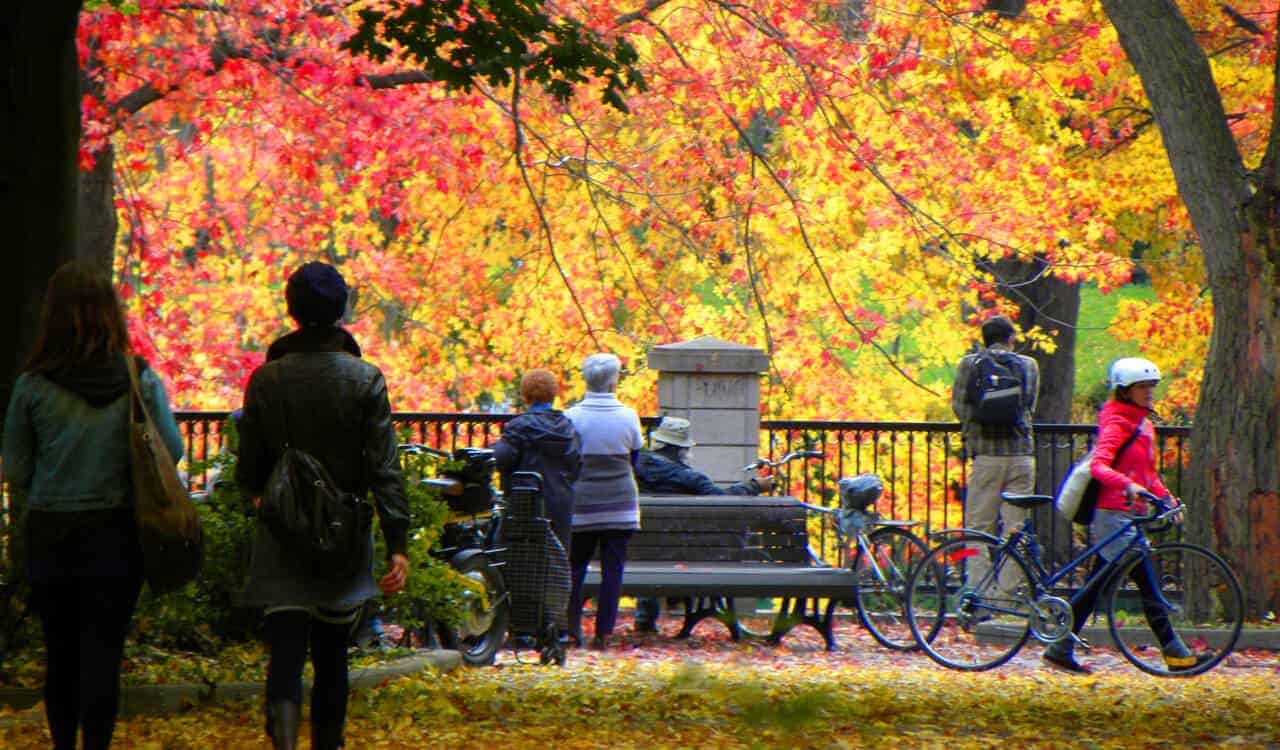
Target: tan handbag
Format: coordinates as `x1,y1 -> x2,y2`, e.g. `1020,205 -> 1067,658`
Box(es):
126,357 -> 203,594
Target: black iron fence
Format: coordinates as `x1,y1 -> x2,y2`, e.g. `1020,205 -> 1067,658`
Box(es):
758,420 -> 1190,568
2,412 -> 1189,572
165,411 -> 1190,562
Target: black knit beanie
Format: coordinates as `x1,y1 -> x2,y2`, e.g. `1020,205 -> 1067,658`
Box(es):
285,261 -> 348,326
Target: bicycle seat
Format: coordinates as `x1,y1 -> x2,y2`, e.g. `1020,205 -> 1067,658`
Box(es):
1000,492 -> 1055,508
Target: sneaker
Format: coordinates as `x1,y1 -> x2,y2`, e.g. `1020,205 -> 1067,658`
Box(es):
1164,651 -> 1215,672
1042,651 -> 1093,675
589,634 -> 612,651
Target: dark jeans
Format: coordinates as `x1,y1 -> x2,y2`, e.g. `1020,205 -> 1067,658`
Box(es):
31,574 -> 143,750
264,609 -> 354,747
1065,555 -> 1178,648
569,530 -> 631,638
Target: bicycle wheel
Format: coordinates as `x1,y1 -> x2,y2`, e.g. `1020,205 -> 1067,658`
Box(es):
905,534 -> 1034,671
444,551 -> 509,666
852,526 -> 935,650
1105,542 -> 1243,677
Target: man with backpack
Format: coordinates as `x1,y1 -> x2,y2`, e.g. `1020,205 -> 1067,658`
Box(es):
951,315 -> 1040,595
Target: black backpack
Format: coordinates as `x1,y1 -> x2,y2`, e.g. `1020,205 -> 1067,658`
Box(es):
261,446 -> 374,580
259,402 -> 374,580
965,350 -> 1028,428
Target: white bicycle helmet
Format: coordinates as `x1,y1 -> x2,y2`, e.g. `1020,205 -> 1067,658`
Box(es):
1108,357 -> 1161,390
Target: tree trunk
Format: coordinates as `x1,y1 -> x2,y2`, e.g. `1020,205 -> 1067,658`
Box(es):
78,67 -> 117,273
1101,0 -> 1280,616
0,2 -> 84,421
985,255 -> 1080,426
986,254 -> 1082,563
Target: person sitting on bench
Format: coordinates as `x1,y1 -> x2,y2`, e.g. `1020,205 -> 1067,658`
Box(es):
632,416 -> 771,632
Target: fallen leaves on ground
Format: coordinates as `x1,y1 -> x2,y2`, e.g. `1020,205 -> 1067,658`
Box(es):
3,617 -> 1278,748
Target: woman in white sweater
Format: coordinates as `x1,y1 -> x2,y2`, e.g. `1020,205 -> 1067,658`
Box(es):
564,353 -> 643,650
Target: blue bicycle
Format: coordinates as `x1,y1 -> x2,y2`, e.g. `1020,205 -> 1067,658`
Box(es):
904,491 -> 1243,675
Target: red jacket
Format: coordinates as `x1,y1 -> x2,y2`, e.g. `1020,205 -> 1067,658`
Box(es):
1090,398 -> 1169,514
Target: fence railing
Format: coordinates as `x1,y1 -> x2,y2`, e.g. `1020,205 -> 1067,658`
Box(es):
166,411 -> 1191,567
758,420 -> 1190,569
1,412 -> 1187,574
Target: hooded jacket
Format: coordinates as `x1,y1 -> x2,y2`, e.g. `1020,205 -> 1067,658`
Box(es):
3,357 -> 184,512
3,356 -> 184,581
491,406 -> 581,548
1090,398 -> 1169,514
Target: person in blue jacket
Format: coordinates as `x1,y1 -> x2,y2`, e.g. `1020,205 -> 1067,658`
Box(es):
491,369 -> 581,553
632,416 -> 771,632
3,261 -> 184,750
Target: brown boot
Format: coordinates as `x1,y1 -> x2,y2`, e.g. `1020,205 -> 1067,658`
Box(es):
312,719 -> 346,750
265,700 -> 300,750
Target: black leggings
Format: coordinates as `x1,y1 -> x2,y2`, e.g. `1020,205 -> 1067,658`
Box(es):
1070,554 -> 1177,646
263,609 -> 354,740
32,574 -> 143,750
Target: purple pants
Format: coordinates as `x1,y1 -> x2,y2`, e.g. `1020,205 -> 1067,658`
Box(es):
569,530 -> 632,637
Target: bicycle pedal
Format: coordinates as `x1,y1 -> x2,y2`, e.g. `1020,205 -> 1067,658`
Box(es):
1069,633 -> 1092,651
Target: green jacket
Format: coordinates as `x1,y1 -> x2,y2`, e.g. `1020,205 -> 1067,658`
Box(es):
3,364 -> 183,512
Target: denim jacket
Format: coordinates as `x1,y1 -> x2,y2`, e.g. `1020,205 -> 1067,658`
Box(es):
3,368 -> 184,512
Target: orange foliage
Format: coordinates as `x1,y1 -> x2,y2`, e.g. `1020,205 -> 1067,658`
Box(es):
81,1 -> 1275,419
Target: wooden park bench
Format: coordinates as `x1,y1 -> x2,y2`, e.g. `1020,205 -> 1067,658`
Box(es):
581,495 -> 856,650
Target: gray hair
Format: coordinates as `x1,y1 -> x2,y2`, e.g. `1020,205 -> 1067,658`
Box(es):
582,353 -> 621,393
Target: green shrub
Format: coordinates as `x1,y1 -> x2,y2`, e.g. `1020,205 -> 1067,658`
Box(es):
133,443 -> 476,651
2,433 -> 476,664
133,450 -> 258,651
376,451 -> 485,638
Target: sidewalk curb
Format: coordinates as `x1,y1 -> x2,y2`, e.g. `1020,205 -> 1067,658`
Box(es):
976,624 -> 1280,651
0,649 -> 461,718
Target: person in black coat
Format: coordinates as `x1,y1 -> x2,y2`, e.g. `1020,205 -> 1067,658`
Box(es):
632,416 -> 772,632
236,261 -> 409,750
634,417 -> 772,496
490,369 -> 581,552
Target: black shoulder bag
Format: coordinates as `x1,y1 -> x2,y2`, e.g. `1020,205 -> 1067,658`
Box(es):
259,400 -> 373,579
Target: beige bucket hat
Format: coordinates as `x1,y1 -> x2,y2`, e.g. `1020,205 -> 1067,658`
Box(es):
650,416 -> 695,448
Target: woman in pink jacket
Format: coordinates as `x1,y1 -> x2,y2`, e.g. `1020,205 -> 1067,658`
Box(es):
1043,357 -> 1209,674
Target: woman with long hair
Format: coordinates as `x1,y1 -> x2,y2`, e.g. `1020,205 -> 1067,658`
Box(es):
2,261 -> 184,749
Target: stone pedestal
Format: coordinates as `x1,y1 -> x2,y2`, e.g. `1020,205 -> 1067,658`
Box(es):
647,337 -> 769,486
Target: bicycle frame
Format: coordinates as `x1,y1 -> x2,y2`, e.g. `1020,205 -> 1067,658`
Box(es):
980,502 -> 1182,622
799,500 -> 920,574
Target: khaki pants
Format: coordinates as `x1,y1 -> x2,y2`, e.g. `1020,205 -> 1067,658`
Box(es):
964,454 -> 1033,592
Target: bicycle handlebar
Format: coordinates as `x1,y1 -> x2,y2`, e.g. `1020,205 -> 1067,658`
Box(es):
398,443 -> 452,460
741,450 -> 822,473
1134,490 -> 1181,526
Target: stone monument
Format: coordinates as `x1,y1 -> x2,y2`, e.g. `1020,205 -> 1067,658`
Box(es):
646,336 -> 770,486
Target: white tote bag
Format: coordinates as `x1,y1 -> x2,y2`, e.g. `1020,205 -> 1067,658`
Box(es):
1054,451 -> 1096,522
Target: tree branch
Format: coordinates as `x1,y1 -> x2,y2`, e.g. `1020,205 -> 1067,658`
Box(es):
509,74 -> 603,351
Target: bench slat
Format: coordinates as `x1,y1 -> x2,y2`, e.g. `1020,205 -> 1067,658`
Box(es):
628,531 -> 807,548
627,546 -> 811,563
582,562 -> 855,599
639,517 -> 806,533
642,507 -> 806,521
638,495 -> 807,507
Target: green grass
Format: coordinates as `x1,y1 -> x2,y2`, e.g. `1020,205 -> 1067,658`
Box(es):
1074,281 -> 1156,396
